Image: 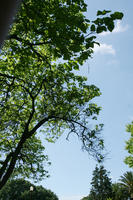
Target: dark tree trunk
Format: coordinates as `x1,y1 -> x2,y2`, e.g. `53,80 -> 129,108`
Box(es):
0,0 -> 22,48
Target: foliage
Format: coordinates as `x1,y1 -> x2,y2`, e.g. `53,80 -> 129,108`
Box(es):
119,171 -> 133,199
89,165 -> 113,200
125,122 -> 133,168
0,0 -> 123,189
112,183 -> 129,200
0,178 -> 58,200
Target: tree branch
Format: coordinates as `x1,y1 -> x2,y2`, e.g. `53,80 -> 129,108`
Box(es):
28,115 -> 53,137
0,152 -> 13,180
0,133 -> 27,189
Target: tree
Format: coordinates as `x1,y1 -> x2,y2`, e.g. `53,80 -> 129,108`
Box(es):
89,165 -> 113,200
125,122 -> 133,168
112,183 -> 129,200
0,0 -> 123,189
0,178 -> 58,200
119,171 -> 133,200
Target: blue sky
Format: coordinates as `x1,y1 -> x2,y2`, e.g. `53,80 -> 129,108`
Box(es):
37,1 -> 133,200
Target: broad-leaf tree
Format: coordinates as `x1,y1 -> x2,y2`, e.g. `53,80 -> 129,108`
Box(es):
0,0 -> 123,189
89,165 -> 113,200
0,178 -> 58,200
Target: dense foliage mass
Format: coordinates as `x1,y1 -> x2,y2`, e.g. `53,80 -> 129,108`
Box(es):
0,0 -> 123,189
0,179 -> 58,200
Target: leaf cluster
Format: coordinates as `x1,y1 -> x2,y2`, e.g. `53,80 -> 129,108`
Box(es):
91,10 -> 123,33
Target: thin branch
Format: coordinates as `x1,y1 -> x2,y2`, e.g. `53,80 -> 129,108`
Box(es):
7,34 -> 50,46
0,73 -> 15,79
24,96 -> 35,133
34,78 -> 47,98
0,72 -> 26,85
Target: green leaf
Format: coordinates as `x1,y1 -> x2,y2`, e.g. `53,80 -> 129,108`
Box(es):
97,10 -> 111,16
111,12 -> 124,20
90,24 -> 95,32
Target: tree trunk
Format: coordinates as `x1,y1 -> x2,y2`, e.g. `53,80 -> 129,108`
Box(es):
0,0 -> 21,48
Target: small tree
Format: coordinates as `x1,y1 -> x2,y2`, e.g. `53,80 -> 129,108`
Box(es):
89,165 -> 113,200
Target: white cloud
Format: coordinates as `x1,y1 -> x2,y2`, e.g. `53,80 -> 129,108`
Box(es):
94,43 -> 115,55
100,20 -> 129,36
60,195 -> 86,200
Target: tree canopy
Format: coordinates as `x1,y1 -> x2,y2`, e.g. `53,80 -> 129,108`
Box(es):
0,0 -> 123,189
0,178 -> 58,200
